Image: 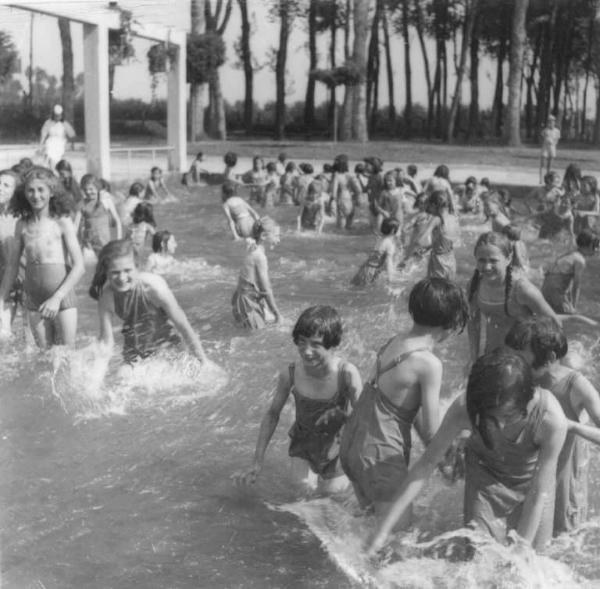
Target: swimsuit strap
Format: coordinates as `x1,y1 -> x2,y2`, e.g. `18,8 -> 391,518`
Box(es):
376,346 -> 430,379
288,362 -> 295,389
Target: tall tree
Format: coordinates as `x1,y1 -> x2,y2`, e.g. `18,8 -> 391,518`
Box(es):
205,0 -> 233,139
366,0 -> 381,132
236,0 -> 254,131
58,18 -> 75,126
190,0 -> 206,141
381,4 -> 396,126
447,0 -> 478,142
413,0 -> 434,136
304,1 -> 318,128
505,0 -> 530,145
467,5 -> 480,139
274,1 -> 292,139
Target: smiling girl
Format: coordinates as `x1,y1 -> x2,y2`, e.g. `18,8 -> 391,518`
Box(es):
235,305 -> 362,494
0,167 -> 84,347
89,239 -> 206,370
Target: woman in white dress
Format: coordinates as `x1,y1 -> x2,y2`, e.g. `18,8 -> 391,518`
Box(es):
39,105 -> 76,169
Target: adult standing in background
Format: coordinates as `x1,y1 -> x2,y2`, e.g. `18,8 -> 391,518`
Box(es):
39,105 -> 76,170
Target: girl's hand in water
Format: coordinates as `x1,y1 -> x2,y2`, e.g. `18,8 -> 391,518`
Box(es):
232,464 -> 261,487
39,295 -> 62,319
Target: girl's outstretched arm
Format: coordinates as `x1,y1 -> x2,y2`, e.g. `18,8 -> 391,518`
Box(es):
518,394 -> 566,548
97,288 -> 115,348
568,420 -> 600,445
234,368 -> 292,485
104,196 -> 123,239
39,217 -> 85,319
367,396 -> 469,556
147,273 -> 207,362
255,252 -> 281,323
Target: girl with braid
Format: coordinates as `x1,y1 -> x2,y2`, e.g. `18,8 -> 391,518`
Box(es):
467,232 -> 559,367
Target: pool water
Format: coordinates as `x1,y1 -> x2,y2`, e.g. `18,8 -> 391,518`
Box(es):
2,181 -> 600,589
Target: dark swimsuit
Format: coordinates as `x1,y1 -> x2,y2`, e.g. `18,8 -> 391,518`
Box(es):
287,363 -> 350,480
340,344 -> 426,507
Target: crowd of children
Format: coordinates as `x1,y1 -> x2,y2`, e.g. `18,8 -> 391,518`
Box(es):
2,144 -> 600,566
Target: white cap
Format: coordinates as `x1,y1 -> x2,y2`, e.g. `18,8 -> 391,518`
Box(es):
53,104 -> 63,115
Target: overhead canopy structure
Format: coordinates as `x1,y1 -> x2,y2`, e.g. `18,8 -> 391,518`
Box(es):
5,0 -> 187,180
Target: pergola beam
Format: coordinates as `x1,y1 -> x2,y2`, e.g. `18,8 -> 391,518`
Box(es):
7,2 -> 121,28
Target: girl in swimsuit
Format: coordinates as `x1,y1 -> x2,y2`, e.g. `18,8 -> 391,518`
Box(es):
368,350 -> 567,554
0,166 -> 84,347
351,218 -> 400,286
79,174 -> 122,256
231,217 -> 282,329
506,317 -> 600,535
235,306 -> 362,494
222,181 -> 260,240
379,170 -> 409,231
55,159 -> 83,224
127,202 -> 156,260
244,156 -> 267,204
340,278 -> 469,518
364,157 -> 385,233
399,192 -> 432,267
279,162 -> 298,205
467,232 -> 559,366
294,163 -> 314,206
146,230 -> 177,274
90,239 -> 206,374
262,163 -> 280,208
144,166 -> 174,202
541,230 -> 599,314
331,155 -> 361,230
573,175 -> 600,234
297,179 -> 326,234
120,182 -> 144,227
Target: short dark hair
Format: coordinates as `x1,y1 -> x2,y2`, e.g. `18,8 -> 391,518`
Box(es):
380,217 -> 400,236
299,162 -> 314,174
408,278 -> 469,332
292,305 -> 343,349
576,229 -> 600,250
152,230 -> 172,253
407,164 -> 417,176
224,152 -> 238,167
505,316 -> 568,369
221,180 -> 237,200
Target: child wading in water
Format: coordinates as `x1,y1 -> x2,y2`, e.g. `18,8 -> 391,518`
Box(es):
0,167 -> 84,347
351,218 -> 400,286
541,229 -> 599,314
340,278 -> 469,519
90,239 -> 206,373
221,181 -> 260,240
127,202 -> 156,260
506,317 -> 600,535
145,166 -> 174,202
235,306 -> 362,493
367,350 -> 567,554
146,230 -> 177,274
297,179 -> 327,234
79,173 -> 122,256
231,217 -> 282,329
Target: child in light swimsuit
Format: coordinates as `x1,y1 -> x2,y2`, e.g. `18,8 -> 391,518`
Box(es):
351,218 -> 399,286
501,224 -> 530,273
145,166 -> 174,202
368,350 -> 567,554
340,278 -> 469,518
182,152 -> 208,187
146,230 -> 177,274
541,229 -> 599,314
262,163 -> 280,208
467,232 -> 560,366
279,162 -> 298,205
379,170 -> 409,230
235,305 -> 362,494
331,155 -> 361,229
245,156 -> 267,204
506,316 -> 600,535
120,182 -> 144,227
399,192 -> 432,266
90,239 -> 206,372
223,151 -> 239,183
297,179 -> 326,234
231,217 -> 282,329
79,174 -> 122,256
127,202 -> 156,260
222,181 -> 260,240
456,176 -> 482,214
0,166 -> 84,347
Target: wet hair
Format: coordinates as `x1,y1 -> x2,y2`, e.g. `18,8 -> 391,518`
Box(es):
9,166 -> 74,220
433,164 -> 450,181
334,158 -> 349,174
89,239 -> 135,300
544,171 -> 559,185
195,152 -> 203,160
465,176 -> 477,186
278,152 -> 287,162
408,278 -> 469,332
563,163 -> 582,193
426,190 -> 450,217
322,163 -> 333,174
407,164 -> 417,177
251,216 -> 279,242
18,157 -> 33,171
413,192 -> 427,210
129,182 -> 145,197
132,202 -> 156,226
221,180 -> 237,201
266,162 -> 277,174
285,161 -> 297,173
501,224 -> 521,242
468,232 -> 514,316
466,350 -> 535,449
380,217 -> 400,236
582,175 -> 598,194
152,230 -> 173,253
299,163 -> 314,175
354,163 -> 366,175
80,173 -> 102,193
224,152 -> 238,168
480,177 -> 491,189
292,305 -> 343,349
576,229 -> 600,250
252,155 -> 264,170
150,166 -> 162,175
505,317 -> 567,369
55,159 -> 73,175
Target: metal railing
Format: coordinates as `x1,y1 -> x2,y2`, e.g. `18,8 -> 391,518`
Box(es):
110,145 -> 175,180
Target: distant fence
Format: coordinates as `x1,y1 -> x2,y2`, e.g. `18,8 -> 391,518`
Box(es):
110,145 -> 175,181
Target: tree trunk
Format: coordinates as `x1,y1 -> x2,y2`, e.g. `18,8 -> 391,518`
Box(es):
594,82 -> 600,145
237,0 -> 253,132
433,39 -> 443,137
536,0 -> 558,130
505,0 -> 529,146
467,7 -> 480,139
525,29 -> 541,139
414,0 -> 433,137
581,11 -> 594,141
400,0 -> 411,136
304,0 -> 317,129
344,0 -> 351,60
328,8 -> 337,138
382,6 -> 395,125
492,35 -> 507,137
447,0 -> 478,143
207,70 -> 227,139
275,0 -> 290,140
190,0 -> 206,141
366,0 -> 381,132
58,18 -> 75,125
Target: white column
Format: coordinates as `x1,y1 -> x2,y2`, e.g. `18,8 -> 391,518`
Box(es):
83,24 -> 110,179
167,32 -> 187,173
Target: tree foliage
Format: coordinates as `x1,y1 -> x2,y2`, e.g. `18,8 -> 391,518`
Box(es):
186,32 -> 226,84
0,31 -> 19,83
